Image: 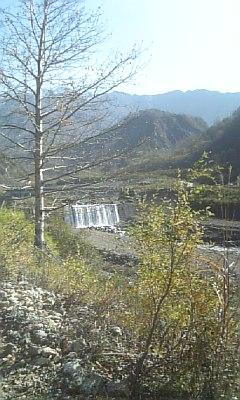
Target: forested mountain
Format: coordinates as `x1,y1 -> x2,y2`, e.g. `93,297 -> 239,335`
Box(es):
198,108 -> 240,175
146,108 -> 240,178
83,109 -> 207,159
1,95 -> 240,181
109,89 -> 240,125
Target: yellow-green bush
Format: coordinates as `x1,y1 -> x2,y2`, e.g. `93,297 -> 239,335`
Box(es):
27,256 -> 100,300
123,180 -> 240,399
0,208 -> 35,280
46,216 -> 102,265
0,209 -> 105,303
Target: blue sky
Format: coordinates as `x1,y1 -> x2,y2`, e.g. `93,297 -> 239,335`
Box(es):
2,0 -> 240,95
87,0 -> 240,94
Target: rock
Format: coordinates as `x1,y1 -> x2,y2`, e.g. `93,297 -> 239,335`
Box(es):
77,371 -> 106,396
32,330 -> 48,344
32,323 -> 45,330
0,300 -> 10,308
17,359 -> 27,367
2,283 -> 13,289
70,338 -> 87,354
0,343 -> 17,357
0,282 -> 68,398
110,326 -> 123,336
63,362 -> 105,396
65,352 -> 78,359
41,346 -> 59,358
18,280 -> 29,288
63,360 -> 82,375
34,356 -> 52,367
106,379 -> 130,397
0,289 -> 7,299
0,281 -> 134,399
27,344 -> 40,357
0,354 -> 16,366
53,354 -> 61,363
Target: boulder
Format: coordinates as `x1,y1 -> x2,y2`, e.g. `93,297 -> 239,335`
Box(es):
41,346 -> 59,358
0,343 -> 17,358
70,338 -> 87,355
63,361 -> 106,396
34,356 -> 52,367
32,329 -> 48,344
106,379 -> 130,397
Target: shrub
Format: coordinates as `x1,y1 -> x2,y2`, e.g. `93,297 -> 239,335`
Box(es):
0,209 -> 105,304
0,208 -> 35,280
46,216 -> 101,265
124,180 -> 240,399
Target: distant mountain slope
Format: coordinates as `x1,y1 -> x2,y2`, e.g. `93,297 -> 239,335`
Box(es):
85,109 -> 207,159
152,108 -> 240,177
204,109 -> 240,175
109,89 -> 240,125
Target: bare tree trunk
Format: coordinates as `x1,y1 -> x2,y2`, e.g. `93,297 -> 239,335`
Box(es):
34,4 -> 46,250
34,134 -> 45,249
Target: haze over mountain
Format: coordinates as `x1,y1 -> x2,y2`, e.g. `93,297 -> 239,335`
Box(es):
109,89 -> 240,125
2,90 -> 240,182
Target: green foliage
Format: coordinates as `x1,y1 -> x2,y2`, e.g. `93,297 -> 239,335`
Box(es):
186,152 -> 240,221
0,209 -> 106,303
0,173 -> 239,400
188,151 -> 224,185
46,216 -> 100,263
28,256 -> 100,300
124,178 -> 240,399
0,208 -> 35,280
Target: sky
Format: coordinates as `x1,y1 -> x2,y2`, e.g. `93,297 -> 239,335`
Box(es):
1,0 -> 240,95
86,0 -> 240,95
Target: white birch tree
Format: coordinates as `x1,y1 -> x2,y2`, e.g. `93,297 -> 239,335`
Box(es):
0,0 -> 137,249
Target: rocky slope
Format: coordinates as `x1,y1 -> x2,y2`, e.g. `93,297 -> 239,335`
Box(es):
0,280 -> 136,399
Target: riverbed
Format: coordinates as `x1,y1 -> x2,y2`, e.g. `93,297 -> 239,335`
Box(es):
83,228 -> 240,277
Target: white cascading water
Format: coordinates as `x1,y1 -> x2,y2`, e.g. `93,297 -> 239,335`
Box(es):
64,204 -> 120,228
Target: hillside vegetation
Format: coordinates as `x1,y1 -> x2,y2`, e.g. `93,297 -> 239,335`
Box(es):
81,109 -> 207,165
0,178 -> 239,399
119,108 -> 240,180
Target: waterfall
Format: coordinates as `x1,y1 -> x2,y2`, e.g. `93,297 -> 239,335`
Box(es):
64,204 -> 120,229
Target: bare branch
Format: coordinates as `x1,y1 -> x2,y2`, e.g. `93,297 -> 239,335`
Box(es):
0,131 -> 33,152
44,139 -> 145,184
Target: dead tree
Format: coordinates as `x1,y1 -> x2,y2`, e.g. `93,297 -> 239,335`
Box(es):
0,0 -> 137,249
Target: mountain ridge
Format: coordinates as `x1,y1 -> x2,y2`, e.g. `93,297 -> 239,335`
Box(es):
109,89 -> 240,125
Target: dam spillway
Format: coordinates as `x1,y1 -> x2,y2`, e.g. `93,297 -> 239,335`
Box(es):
64,204 -> 120,229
